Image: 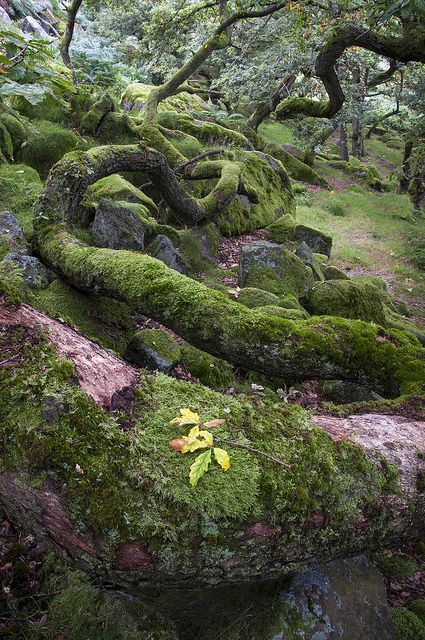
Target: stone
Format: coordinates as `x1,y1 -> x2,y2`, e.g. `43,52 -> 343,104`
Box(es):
0,212 -> 26,251
268,556 -> 396,639
305,279 -> 387,325
295,240 -> 324,281
238,287 -> 281,309
4,253 -> 54,289
238,240 -> 313,298
149,235 -> 188,275
124,329 -> 181,373
92,199 -> 145,252
323,264 -> 350,280
0,7 -> 11,23
21,16 -> 50,38
294,223 -> 333,257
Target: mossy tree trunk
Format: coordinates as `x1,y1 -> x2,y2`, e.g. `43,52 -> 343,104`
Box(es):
1,304 -> 424,590
34,146 -> 425,400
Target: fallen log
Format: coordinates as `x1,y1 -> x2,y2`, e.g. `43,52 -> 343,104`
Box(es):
1,303 -> 424,590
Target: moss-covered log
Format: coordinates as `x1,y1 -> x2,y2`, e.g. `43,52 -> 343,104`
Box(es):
1,304 -> 424,591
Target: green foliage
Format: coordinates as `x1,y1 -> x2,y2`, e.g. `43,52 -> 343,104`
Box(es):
169,410 -> 230,487
391,607 -> 425,640
375,552 -> 420,579
0,24 -> 73,105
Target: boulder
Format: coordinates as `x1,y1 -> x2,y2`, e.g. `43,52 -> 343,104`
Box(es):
4,253 -> 53,289
264,556 -> 396,640
295,241 -> 324,281
0,212 -> 26,252
149,235 -> 188,275
0,7 -> 11,23
293,223 -> 332,257
238,240 -> 313,298
92,199 -> 146,252
21,16 -> 50,38
323,264 -> 349,280
124,329 -> 181,373
305,279 -> 387,326
238,287 -> 281,309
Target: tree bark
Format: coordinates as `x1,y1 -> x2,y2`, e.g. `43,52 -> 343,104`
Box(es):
1,303 -> 424,589
399,139 -> 413,193
339,123 -> 349,160
247,74 -> 296,131
60,0 -> 83,76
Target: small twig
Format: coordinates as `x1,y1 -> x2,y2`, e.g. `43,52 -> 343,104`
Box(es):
0,354 -> 19,366
175,149 -> 225,174
215,437 -> 291,468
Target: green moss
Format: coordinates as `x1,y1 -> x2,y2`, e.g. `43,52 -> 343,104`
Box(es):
83,174 -> 157,216
0,258 -> 24,304
0,112 -> 29,155
238,287 -> 281,309
0,122 -> 13,161
28,279 -> 136,354
21,120 -> 81,178
375,553 -> 420,579
127,328 -> 181,366
156,111 -> 249,148
255,305 -> 309,320
80,94 -> 116,136
409,601 -> 425,624
180,345 -> 235,388
42,570 -> 177,640
0,163 -> 42,234
122,83 -> 208,115
265,215 -> 296,243
12,93 -> 69,123
391,608 -> 425,640
262,141 -> 329,187
305,280 -> 388,326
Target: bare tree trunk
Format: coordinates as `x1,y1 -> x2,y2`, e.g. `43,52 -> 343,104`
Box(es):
399,139 -> 413,193
60,0 -> 83,77
248,75 -> 296,131
339,123 -> 349,160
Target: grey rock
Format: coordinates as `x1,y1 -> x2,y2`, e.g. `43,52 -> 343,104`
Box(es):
124,330 -> 180,373
294,223 -> 333,257
92,199 -> 145,252
0,212 -> 26,250
5,253 -> 54,289
272,556 -> 395,639
0,7 -> 11,23
238,240 -> 313,298
149,235 -> 188,275
21,16 -> 50,38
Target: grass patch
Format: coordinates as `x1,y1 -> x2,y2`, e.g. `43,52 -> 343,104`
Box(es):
258,121 -> 295,146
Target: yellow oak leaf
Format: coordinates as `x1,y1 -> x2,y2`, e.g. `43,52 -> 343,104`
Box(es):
189,449 -> 212,487
214,447 -> 230,471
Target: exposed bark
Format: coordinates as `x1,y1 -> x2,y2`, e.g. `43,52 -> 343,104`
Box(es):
59,0 -> 83,76
1,304 -> 424,589
303,120 -> 338,166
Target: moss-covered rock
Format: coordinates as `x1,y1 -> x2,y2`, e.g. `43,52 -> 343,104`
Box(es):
121,83 -> 208,114
238,287 -> 281,309
375,552 -> 420,580
178,223 -> 221,273
408,600 -> 425,624
180,345 -> 235,388
265,215 -> 296,243
239,240 -> 314,298
0,163 -> 42,234
391,607 -> 425,640
124,329 -> 181,373
92,198 -> 146,252
21,120 -> 81,177
305,280 -> 388,326
255,305 -> 309,320
0,112 -> 29,155
12,93 -> 69,123
323,265 -> 349,280
293,224 -> 332,258
83,174 -> 157,217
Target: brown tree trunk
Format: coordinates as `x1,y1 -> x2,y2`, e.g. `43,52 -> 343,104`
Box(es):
60,0 -> 83,77
339,123 -> 349,160
399,140 -> 413,193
